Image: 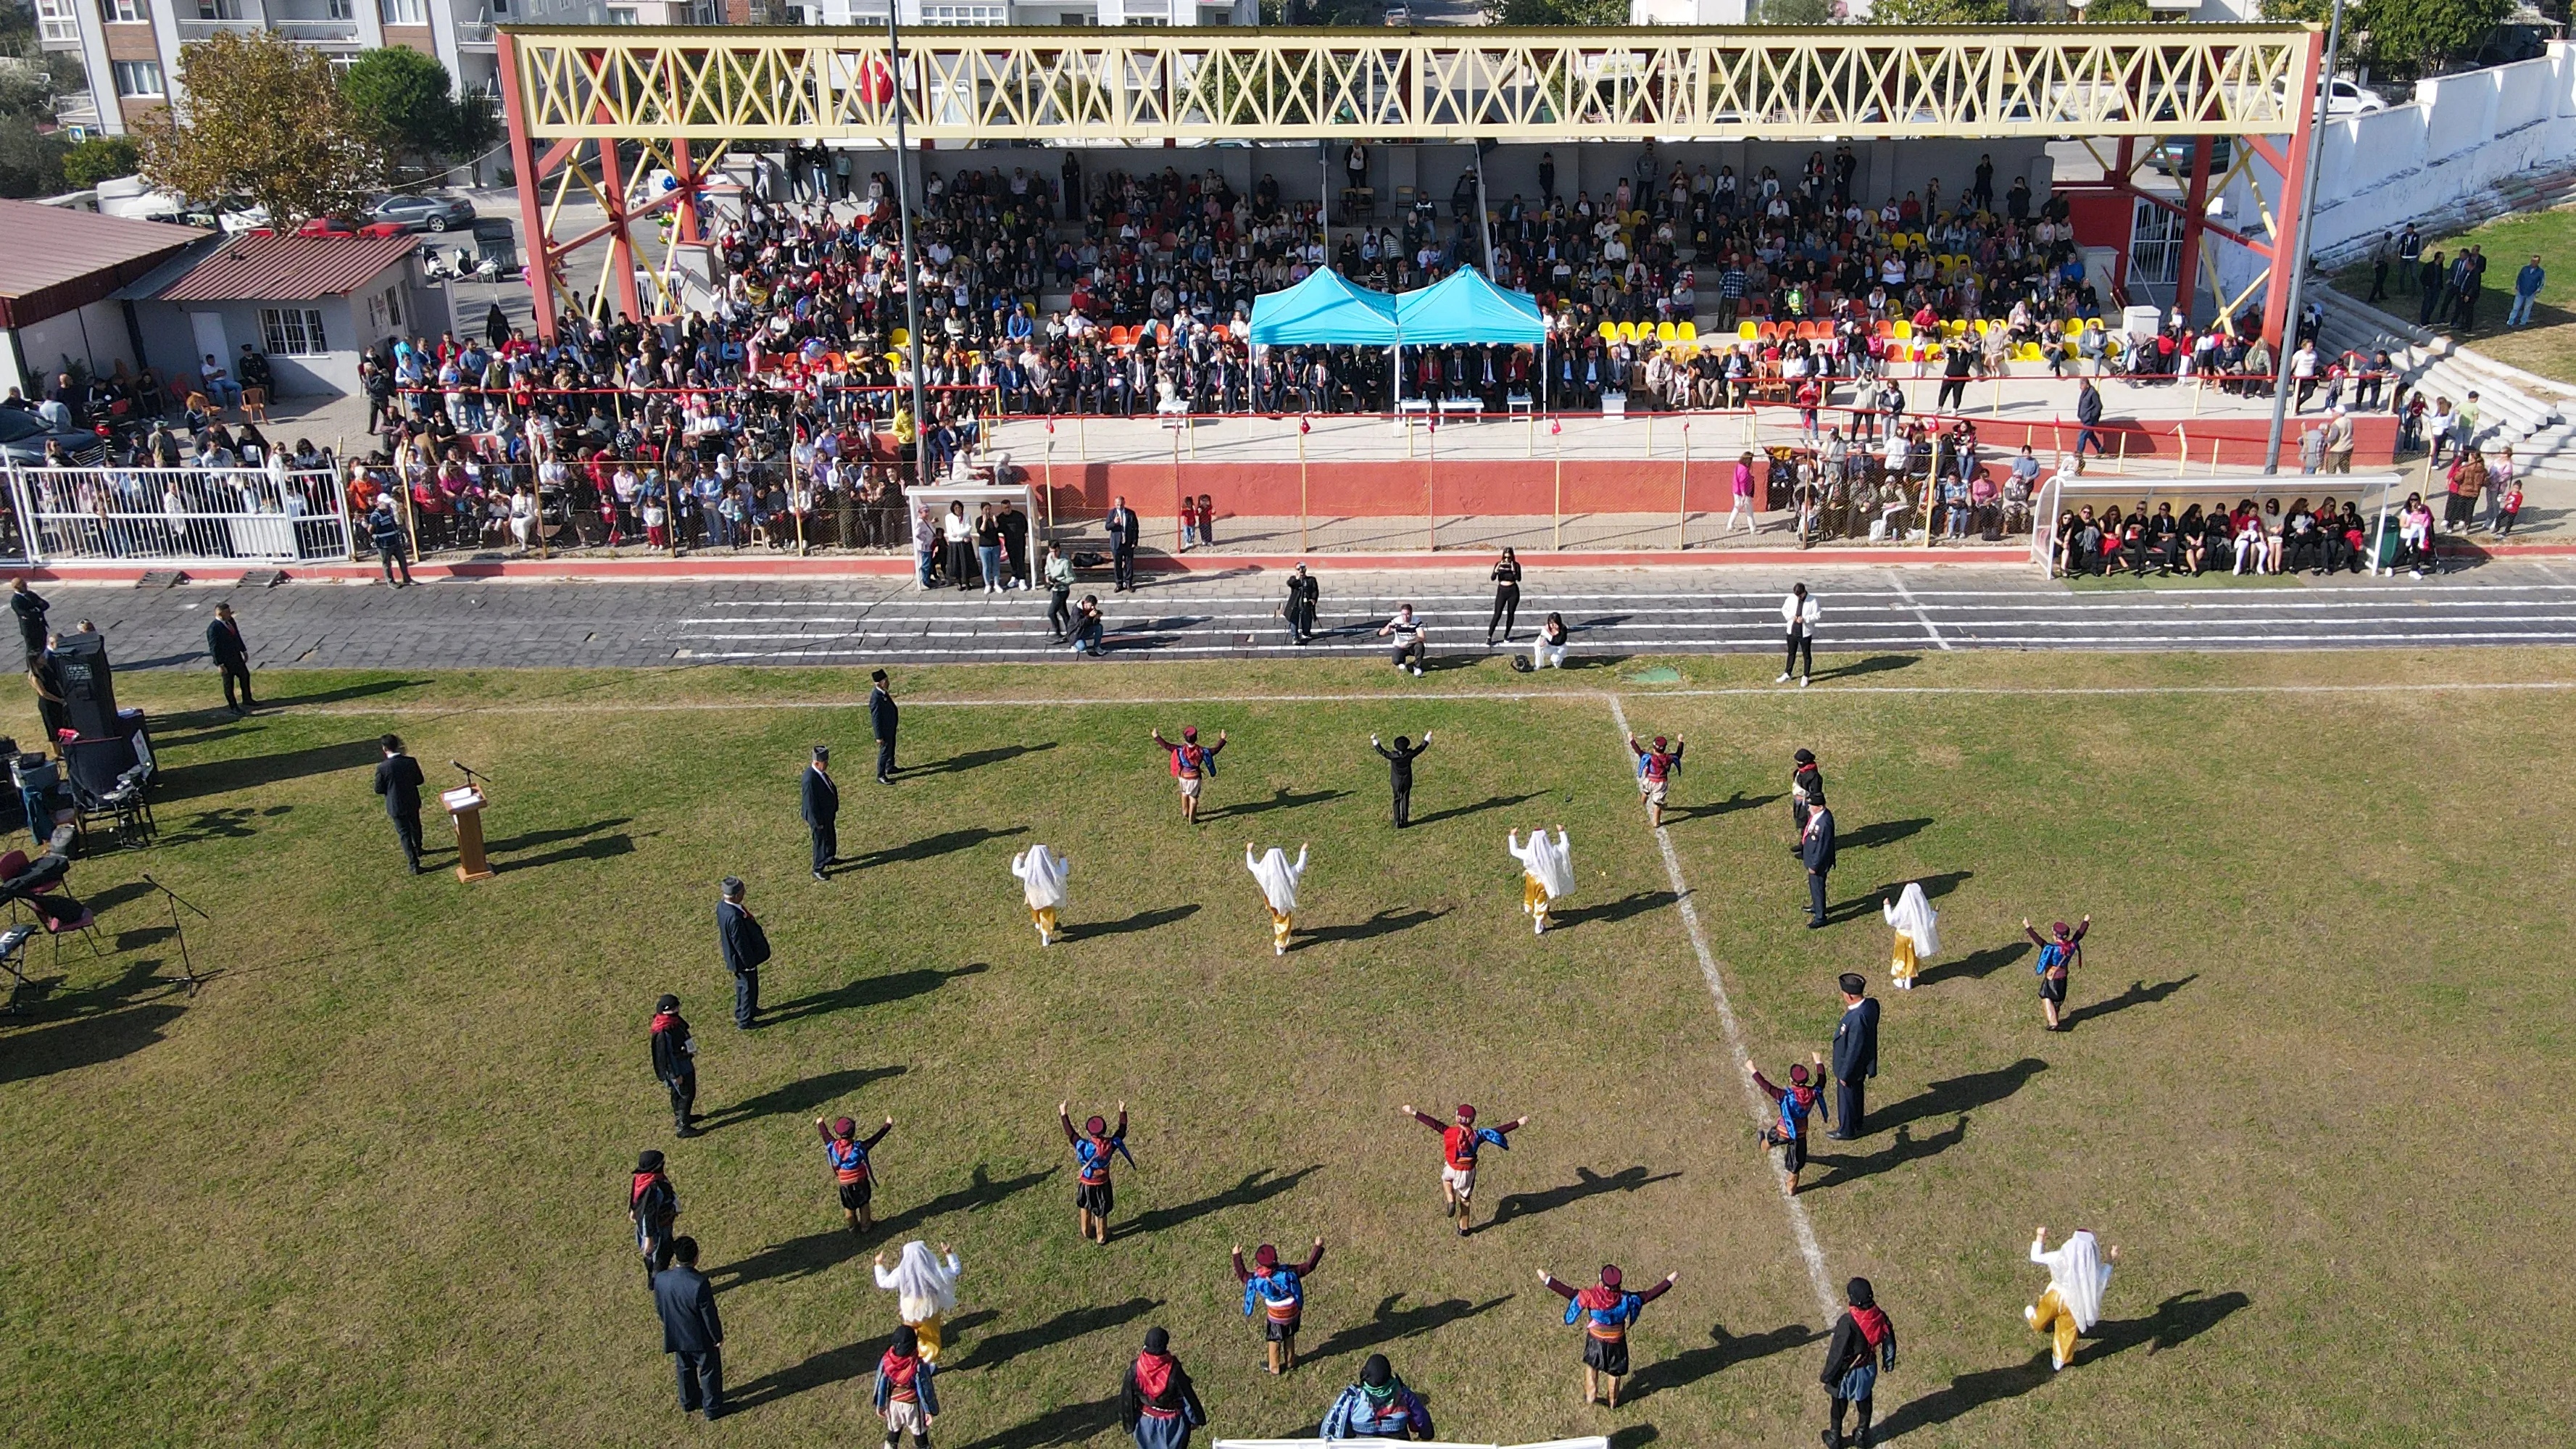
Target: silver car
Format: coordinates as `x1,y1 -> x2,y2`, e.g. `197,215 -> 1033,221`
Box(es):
369,194 -> 478,233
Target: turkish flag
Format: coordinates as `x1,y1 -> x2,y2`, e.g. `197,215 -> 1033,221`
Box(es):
1298,415 -> 1311,434
858,57 -> 894,107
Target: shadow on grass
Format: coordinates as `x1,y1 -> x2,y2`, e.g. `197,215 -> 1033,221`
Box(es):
0,995 -> 185,1084
1662,790 -> 1784,824
726,1333 -> 884,1411
1408,791 -> 1542,827
913,742 -> 1058,776
1827,871 -> 1972,925
495,817 -> 643,873
1816,654 -> 1921,682
1622,1320 -> 1821,1403
1210,786 -> 1351,821
1871,1290 -> 2248,1440
873,1163 -> 1058,1241
1490,1164 -> 1683,1228
1129,1164 -> 1322,1237
847,827 -> 1028,871
1915,940 -> 2028,987
1840,817 -> 1932,851
948,1394 -> 1123,1449
1555,890 -> 1677,929
1872,1058 -> 2046,1137
154,805 -> 290,847
763,962 -> 989,1026
708,1228 -> 868,1290
944,1297 -> 1160,1374
1293,908 -> 1447,949
486,818 -> 631,855
154,737 -> 386,803
700,1063 -> 906,1130
1305,1291 -> 1516,1365
1811,1116 -> 1970,1189
2059,975 -> 2198,1031
1066,903 -> 1198,942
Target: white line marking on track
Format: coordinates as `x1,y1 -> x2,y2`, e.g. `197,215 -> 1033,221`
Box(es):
1889,575 -> 1954,651
1606,695 -> 1840,1322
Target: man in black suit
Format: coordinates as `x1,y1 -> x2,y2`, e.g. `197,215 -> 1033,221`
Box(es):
1105,494 -> 1140,592
650,993 -> 699,1138
652,1236 -> 726,1421
207,602 -> 255,714
1370,731 -> 1431,829
868,670 -> 898,784
1800,797 -> 1836,929
802,744 -> 838,881
717,876 -> 769,1029
1828,972 -> 1879,1140
373,734 -> 426,873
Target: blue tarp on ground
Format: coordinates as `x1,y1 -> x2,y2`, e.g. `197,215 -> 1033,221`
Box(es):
1246,268 -> 1398,346
1392,267 -> 1546,346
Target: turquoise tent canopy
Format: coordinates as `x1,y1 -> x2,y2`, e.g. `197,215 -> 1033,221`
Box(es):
1393,267 -> 1546,346
1247,268 -> 1398,346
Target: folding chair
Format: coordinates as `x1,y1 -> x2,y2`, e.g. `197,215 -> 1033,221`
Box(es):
0,923 -> 31,1013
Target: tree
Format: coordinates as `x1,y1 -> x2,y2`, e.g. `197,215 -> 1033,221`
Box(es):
0,67 -> 67,199
62,136 -> 141,190
2360,0 -> 2510,81
1756,0 -> 1835,22
138,30 -> 386,228
341,46 -> 489,175
1864,0 -> 2011,22
1487,0 -> 1632,25
2074,0 -> 2153,20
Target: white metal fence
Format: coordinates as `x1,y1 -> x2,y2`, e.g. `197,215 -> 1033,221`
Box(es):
4,465 -> 352,565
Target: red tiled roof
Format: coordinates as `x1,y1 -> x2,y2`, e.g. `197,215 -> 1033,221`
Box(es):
0,199 -> 207,328
155,231 -> 419,304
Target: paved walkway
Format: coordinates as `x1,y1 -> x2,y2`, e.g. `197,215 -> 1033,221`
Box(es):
51,559 -> 2576,673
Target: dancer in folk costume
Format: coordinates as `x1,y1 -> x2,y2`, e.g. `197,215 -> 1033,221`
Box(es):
1880,882 -> 1940,990
1012,844 -> 1069,945
1121,1327 -> 1209,1449
872,1240 -> 963,1363
2023,915 -> 2090,1031
1151,726 -> 1226,824
1402,1102 -> 1529,1237
871,1324 -> 939,1449
1232,1238 -> 1326,1374
1320,1354 -> 1435,1441
1790,748 -> 1827,844
1245,842 -> 1308,956
1508,826 -> 1574,935
1820,1276 -> 1897,1449
1540,1263 -> 1678,1408
1061,1100 -> 1135,1244
2026,1226 -> 2118,1371
1746,1051 -> 1830,1194
816,1113 -> 896,1234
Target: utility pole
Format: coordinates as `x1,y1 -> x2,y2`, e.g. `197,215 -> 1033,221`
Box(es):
2264,0 -> 2343,474
888,7 -> 930,478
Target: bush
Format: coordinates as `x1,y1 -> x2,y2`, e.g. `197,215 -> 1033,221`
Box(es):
62,136 -> 141,191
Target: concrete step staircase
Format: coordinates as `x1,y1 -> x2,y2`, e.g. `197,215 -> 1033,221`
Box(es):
2312,284 -> 2576,478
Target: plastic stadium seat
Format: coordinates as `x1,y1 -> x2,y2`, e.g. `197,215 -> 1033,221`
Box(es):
1655,320 -> 1677,343
890,327 -> 909,348
1737,321 -> 1760,341
1677,321 -> 1696,342
1597,320 -> 1620,342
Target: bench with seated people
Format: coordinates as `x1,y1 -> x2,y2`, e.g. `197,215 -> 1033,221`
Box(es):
2048,494 -> 2380,578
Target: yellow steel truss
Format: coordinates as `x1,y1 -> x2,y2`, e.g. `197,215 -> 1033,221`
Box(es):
502,24 -> 2314,144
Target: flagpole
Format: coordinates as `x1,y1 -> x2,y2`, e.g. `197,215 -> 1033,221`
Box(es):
1297,415 -> 1310,554
1677,420 -> 1690,551
1551,415 -> 1563,552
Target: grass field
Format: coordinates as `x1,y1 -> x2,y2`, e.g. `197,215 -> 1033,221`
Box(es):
2330,204 -> 2576,383
2,650 -> 2573,1448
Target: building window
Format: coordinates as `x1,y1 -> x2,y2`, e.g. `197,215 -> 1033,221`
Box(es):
327,0 -> 355,16
196,0 -> 243,18
112,60 -> 164,97
101,0 -> 145,22
36,0 -> 79,43
918,2 -> 1005,18
379,0 -> 425,22
261,307 -> 330,357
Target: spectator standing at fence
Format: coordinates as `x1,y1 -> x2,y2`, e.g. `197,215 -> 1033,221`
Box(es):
870,670 -> 898,784
9,580 -> 46,658
652,1235 -> 725,1421
2510,254 -> 2547,329
205,602 -> 254,715
650,993 -> 699,1138
2074,377 -> 2107,462
1936,342 -> 1973,412
373,734 -> 425,873
1819,1277 -> 1896,1449
1107,495 -> 1141,592
999,487 -> 1031,588
1370,731 -> 1431,829
1779,582 -> 1819,686
801,744 -> 838,881
717,876 -> 768,1029
1728,452 -> 1760,534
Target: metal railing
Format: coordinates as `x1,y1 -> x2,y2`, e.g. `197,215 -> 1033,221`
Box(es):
6,465 -> 352,565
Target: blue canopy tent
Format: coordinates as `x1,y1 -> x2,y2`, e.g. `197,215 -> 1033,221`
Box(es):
1247,268 -> 1398,347
1392,267 -> 1550,411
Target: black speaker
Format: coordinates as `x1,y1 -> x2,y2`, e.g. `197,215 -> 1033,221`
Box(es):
50,634 -> 117,742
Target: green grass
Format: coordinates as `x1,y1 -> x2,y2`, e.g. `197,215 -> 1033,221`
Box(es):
1,652 -> 2572,1447
2330,204 -> 2576,383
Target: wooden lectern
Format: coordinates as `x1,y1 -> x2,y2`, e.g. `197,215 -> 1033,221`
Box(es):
441,785 -> 493,882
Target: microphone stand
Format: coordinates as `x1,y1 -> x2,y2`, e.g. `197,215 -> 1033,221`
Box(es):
138,873 -> 207,997
452,761 -> 496,791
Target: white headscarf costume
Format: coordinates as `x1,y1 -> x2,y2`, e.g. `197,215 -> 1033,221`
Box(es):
1245,844 -> 1307,915
875,1240 -> 963,1323
1508,828 -> 1574,901
1881,881 -> 1940,959
2031,1229 -> 2111,1332
1011,844 -> 1068,910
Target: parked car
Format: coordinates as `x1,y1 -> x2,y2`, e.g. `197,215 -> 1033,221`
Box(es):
2148,136 -> 2235,178
1382,3 -> 1408,22
2272,75 -> 2388,117
370,193 -> 478,233
0,408 -> 109,468
296,214 -> 408,239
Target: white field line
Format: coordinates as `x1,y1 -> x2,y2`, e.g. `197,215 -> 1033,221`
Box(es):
1888,575 -> 1954,652
1605,694 -> 1840,1322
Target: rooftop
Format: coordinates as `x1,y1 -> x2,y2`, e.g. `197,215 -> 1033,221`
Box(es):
0,200 -> 207,328
155,232 -> 420,304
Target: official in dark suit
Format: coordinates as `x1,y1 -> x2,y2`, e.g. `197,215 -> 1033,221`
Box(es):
718,876 -> 769,1028
802,745 -> 839,880
1105,495 -> 1140,591
869,670 -> 898,784
1800,800 -> 1837,929
207,602 -> 255,714
1828,972 -> 1879,1139
373,734 -> 426,873
652,1236 -> 726,1421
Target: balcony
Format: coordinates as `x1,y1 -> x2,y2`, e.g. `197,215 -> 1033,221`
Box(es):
176,17 -> 267,38
274,16 -> 364,41
454,18 -> 496,41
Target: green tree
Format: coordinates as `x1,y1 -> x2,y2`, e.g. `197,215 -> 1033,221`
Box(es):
1755,0 -> 1835,22
1864,0 -> 2011,23
1486,0 -> 1632,25
2076,0 -> 2154,21
138,31 -> 386,228
2361,0 -> 2510,80
61,136 -> 141,190
0,65 -> 67,198
341,46 -> 489,174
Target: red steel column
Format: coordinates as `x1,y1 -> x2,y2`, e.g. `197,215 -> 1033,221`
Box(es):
494,30 -> 558,343
671,138 -> 702,246
2110,137 -> 2135,302
2170,136 -> 2216,328
2261,28 -> 2325,349
593,131 -> 645,324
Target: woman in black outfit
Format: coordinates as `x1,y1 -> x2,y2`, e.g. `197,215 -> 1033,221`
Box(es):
1486,547 -> 1524,646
